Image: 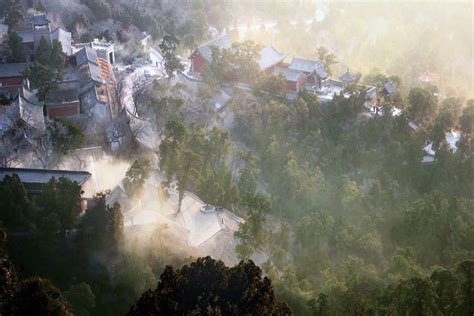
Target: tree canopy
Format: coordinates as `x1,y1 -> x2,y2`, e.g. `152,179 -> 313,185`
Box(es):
128,257 -> 291,315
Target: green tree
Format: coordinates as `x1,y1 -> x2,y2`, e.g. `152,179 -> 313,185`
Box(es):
159,34 -> 184,79
391,277 -> 440,315
51,118 -> 86,155
308,293 -> 330,316
235,193 -> 271,258
0,0 -> 23,29
81,192 -> 124,249
50,39 -> 65,69
63,283 -> 95,316
176,140 -> 203,212
457,260 -> 474,314
24,39 -> 64,101
253,74 -> 287,99
10,277 -> 71,316
82,0 -> 111,20
201,46 -> 233,86
0,174 -> 32,229
317,46 -> 337,76
179,9 -> 208,52
5,31 -> 26,62
35,0 -> 47,13
430,268 -> 462,314
34,177 -> 83,236
408,87 -> 438,126
230,40 -> 262,84
159,117 -> 186,186
128,257 -> 291,315
24,62 -> 56,101
0,228 -> 18,316
36,36 -> 51,65
460,103 -> 474,134
238,152 -> 260,196
122,158 -> 153,199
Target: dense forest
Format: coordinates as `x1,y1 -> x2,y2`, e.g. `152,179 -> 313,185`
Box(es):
0,0 -> 473,315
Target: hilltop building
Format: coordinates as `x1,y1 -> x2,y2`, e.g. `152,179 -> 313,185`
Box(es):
0,85 -> 45,167
339,69 -> 359,86
190,35 -> 232,74
257,46 -> 286,74
75,40 -> 115,65
287,57 -> 328,89
272,66 -> 307,92
0,85 -> 45,142
0,167 -> 92,196
0,63 -> 28,99
16,14 -> 72,60
190,34 -> 286,76
44,43 -> 117,139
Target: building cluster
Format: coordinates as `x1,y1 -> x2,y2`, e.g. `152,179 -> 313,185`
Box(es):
0,167 -> 92,210
0,14 -> 121,165
189,34 -> 373,99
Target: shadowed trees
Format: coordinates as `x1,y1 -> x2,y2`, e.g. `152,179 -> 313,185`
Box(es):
9,277 -> 71,316
407,87 -> 438,126
128,256 -> 291,315
122,158 -> 153,199
24,38 -> 65,101
159,34 -> 185,79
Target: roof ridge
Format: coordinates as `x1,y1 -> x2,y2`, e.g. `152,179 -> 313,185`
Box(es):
0,167 -> 91,175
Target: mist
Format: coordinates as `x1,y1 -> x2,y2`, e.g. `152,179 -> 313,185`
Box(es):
0,0 -> 473,314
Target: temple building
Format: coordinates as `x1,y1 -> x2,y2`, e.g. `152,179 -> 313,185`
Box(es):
16,15 -> 72,61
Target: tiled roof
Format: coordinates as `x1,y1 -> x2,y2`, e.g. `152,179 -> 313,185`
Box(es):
52,27 -> 72,56
272,66 -> 304,82
88,62 -> 103,83
30,15 -> 51,25
339,70 -> 358,82
0,63 -> 28,78
0,23 -> 8,42
258,46 -> 286,71
0,87 -> 44,136
16,92 -> 45,133
196,35 -> 232,61
0,168 -> 91,185
384,82 -> 396,94
288,57 -> 328,78
17,30 -> 33,43
76,47 -> 98,66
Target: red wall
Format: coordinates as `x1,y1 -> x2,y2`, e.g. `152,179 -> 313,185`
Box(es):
285,75 -> 307,92
286,81 -> 297,91
0,76 -> 24,95
190,52 -> 207,74
47,106 -> 79,119
297,75 -> 307,92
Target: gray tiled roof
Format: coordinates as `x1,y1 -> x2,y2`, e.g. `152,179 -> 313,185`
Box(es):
76,47 -> 104,83
0,23 -> 8,39
30,15 -> 51,25
197,35 -> 232,61
288,58 -> 328,78
0,168 -> 91,185
0,88 -> 44,136
272,66 -> 304,82
16,93 -> 45,133
52,27 -> 72,56
258,46 -> 286,71
384,82 -> 396,94
20,85 -> 39,103
339,70 -> 358,83
0,63 -> 28,78
76,47 -> 98,66
17,30 -> 33,43
88,62 -> 102,83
